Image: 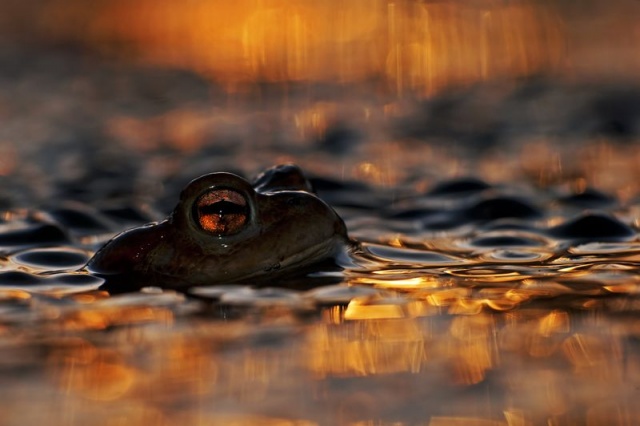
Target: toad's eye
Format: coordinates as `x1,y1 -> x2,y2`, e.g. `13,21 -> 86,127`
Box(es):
193,188 -> 249,236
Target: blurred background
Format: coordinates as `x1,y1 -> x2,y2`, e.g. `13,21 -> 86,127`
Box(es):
1,1 -> 637,280
0,0 -> 638,94
0,0 -> 639,207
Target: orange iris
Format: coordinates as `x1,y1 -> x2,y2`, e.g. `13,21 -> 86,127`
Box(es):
194,189 -> 249,236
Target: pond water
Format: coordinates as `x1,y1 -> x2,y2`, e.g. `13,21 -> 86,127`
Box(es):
1,44 -> 640,425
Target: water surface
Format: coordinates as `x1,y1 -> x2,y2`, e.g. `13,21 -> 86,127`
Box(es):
1,41 -> 640,425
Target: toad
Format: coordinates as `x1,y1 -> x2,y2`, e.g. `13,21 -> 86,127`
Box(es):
87,164 -> 349,291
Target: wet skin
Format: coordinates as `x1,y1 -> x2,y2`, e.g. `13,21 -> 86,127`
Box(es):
87,165 -> 349,291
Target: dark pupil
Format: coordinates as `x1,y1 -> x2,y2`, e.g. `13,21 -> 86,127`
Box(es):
198,200 -> 247,216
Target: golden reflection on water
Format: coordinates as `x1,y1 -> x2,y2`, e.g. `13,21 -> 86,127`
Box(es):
16,250 -> 640,426
50,341 -> 136,401
307,318 -> 428,377
27,302 -> 640,425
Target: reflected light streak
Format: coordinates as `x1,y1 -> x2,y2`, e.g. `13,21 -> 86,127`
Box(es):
351,275 -> 440,289
562,333 -> 621,371
448,316 -> 496,384
306,319 -> 428,377
344,296 -> 408,320
538,310 -> 570,336
49,341 -> 136,401
425,288 -> 471,307
429,418 -> 507,426
62,306 -> 174,330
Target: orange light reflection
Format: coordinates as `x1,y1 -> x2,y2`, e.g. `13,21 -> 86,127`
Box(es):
38,0 -> 565,95
306,319 -> 428,377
